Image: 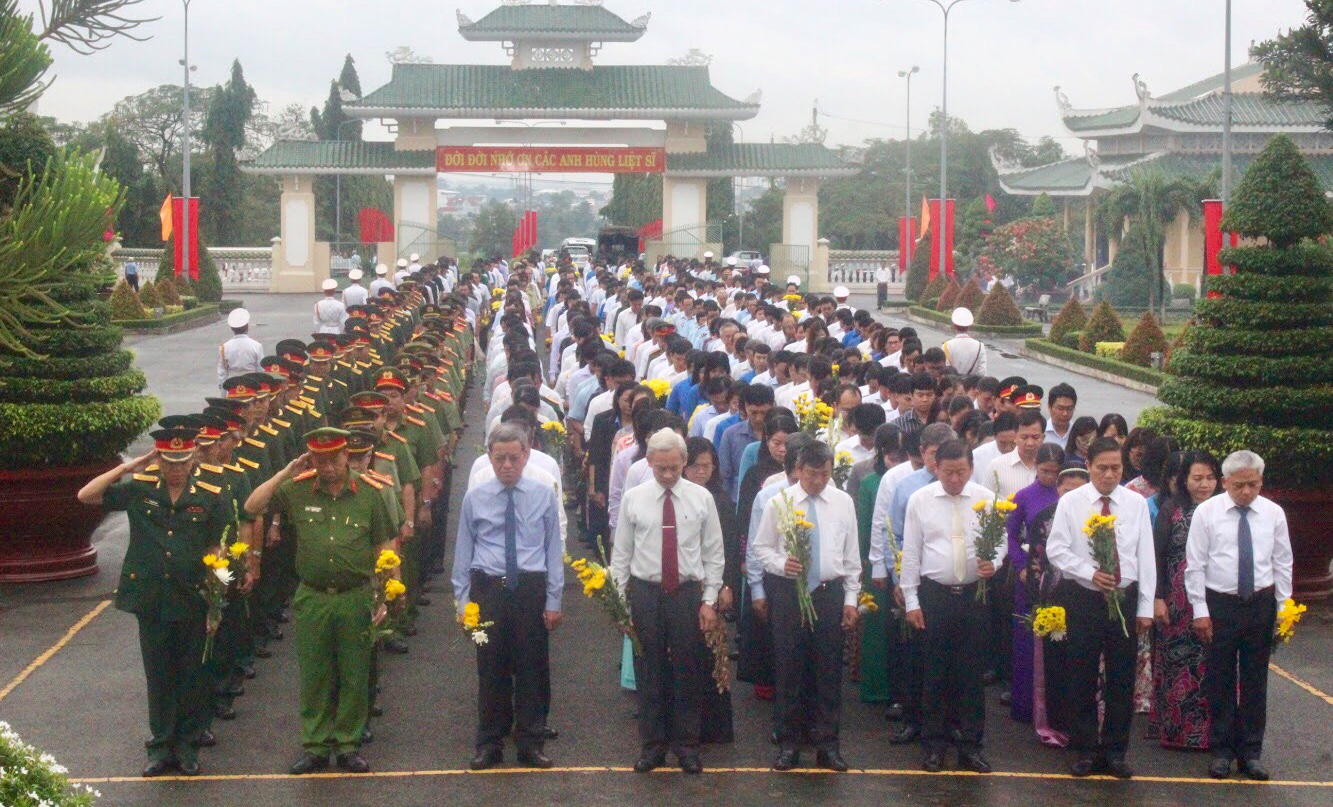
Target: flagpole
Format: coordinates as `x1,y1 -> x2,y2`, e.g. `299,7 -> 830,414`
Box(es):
180,0 -> 193,279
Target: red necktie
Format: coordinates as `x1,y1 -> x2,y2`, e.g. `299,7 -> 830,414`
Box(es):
662,489 -> 679,594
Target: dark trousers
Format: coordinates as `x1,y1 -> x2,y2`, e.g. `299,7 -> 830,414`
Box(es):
126,273 -> 139,292
767,574 -> 845,752
919,578 -> 988,754
901,619 -> 926,728
471,571 -> 550,753
990,563 -> 1014,681
629,577 -> 703,758
137,611 -> 210,764
1063,581 -> 1139,757
876,282 -> 888,308
1204,589 -> 1276,762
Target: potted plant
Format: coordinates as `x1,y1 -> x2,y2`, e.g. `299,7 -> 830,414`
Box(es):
0,1 -> 158,582
1139,134 -> 1333,599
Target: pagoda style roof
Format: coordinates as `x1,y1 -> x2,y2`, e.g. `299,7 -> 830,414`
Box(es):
665,143 -> 857,178
344,63 -> 760,120
1057,63 -> 1327,136
457,4 -> 649,42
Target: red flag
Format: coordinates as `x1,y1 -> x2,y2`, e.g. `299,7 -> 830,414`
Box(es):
927,199 -> 955,279
984,194 -> 996,213
172,197 -> 200,280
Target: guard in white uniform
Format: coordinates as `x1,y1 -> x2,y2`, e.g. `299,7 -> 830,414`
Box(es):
342,268 -> 369,307
313,278 -> 347,334
216,307 -> 264,388
369,264 -> 395,298
941,307 -> 987,376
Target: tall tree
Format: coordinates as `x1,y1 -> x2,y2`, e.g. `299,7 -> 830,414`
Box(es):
200,59 -> 256,245
1252,1 -> 1333,129
336,54 -> 363,141
470,201 -> 518,256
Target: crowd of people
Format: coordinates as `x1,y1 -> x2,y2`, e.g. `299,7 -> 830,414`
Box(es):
80,249 -> 1295,784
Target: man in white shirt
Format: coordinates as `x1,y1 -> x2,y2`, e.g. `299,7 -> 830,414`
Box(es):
941,307 -> 987,376
1046,437 -> 1155,780
1185,450 -> 1292,782
611,429 -> 723,775
900,439 -> 1002,774
1044,383 -> 1078,448
393,258 -> 411,286
369,264 -> 394,297
466,411 -> 568,547
970,413 -> 1016,487
875,265 -> 890,309
751,441 -> 862,772
983,409 -> 1045,497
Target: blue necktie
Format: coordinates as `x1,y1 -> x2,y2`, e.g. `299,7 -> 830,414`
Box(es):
806,493 -> 822,593
504,487 -> 519,591
1236,505 -> 1254,599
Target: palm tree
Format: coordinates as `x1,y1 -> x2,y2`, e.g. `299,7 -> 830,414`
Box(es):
1096,168 -> 1217,318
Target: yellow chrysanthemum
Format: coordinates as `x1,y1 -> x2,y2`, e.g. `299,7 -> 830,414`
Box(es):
228,542 -> 249,558
542,421 -> 567,434
384,578 -> 407,602
972,500 -> 987,513
376,549 -> 402,571
797,520 -> 815,531
202,554 -> 218,567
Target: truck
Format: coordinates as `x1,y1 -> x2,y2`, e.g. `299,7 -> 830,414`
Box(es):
597,226 -> 641,261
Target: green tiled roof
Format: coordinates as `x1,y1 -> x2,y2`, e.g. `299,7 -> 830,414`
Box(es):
666,143 -> 856,177
1103,152 -> 1333,191
1152,93 -> 1325,127
459,4 -> 646,41
347,64 -> 758,120
1063,106 -> 1142,132
242,141 -> 435,175
1157,62 -> 1264,102
995,157 -> 1095,193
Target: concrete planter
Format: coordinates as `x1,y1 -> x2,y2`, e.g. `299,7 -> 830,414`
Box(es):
0,461 -> 116,582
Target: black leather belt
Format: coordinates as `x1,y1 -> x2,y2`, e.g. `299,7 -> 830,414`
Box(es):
922,577 -> 979,596
1208,585 -> 1275,604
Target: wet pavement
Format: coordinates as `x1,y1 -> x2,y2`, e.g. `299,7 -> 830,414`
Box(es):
0,292 -> 1329,807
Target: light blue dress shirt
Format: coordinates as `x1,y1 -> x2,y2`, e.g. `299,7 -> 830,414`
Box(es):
453,475 -> 564,612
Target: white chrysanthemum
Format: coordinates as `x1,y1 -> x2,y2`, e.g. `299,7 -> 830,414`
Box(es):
1051,629 -> 1067,642
213,567 -> 234,585
471,630 -> 488,646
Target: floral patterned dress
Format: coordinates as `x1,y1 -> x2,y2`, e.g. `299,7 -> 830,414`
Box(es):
1150,502 -> 1211,749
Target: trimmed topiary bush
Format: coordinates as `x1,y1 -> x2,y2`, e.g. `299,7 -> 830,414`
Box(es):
137,278 -> 162,309
1120,311 -> 1169,367
108,279 -> 145,321
935,276 -> 962,311
921,272 -> 948,308
1047,296 -> 1087,345
976,283 -> 1025,326
160,231 -> 223,302
955,277 -> 985,312
904,237 -> 931,302
155,273 -> 183,306
1061,330 -> 1082,350
1078,300 -> 1125,352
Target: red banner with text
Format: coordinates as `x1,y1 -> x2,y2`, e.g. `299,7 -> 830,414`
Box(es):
437,146 -> 666,174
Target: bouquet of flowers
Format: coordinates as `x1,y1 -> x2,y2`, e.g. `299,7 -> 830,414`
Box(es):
540,420 -> 567,456
368,549 -> 406,643
856,591 -> 879,616
971,493 -> 1016,603
1083,513 -> 1127,637
833,450 -> 854,489
1031,605 -> 1068,641
645,378 -> 671,401
1274,598 -> 1306,648
565,547 -> 640,656
703,622 -> 731,694
775,491 -> 818,628
793,394 -> 833,437
460,601 -> 495,647
200,536 -> 234,662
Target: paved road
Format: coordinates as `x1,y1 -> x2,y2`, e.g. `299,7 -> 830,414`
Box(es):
1,293 -> 1329,807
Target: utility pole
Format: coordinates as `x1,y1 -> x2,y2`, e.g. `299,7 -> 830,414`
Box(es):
180,0 -> 194,280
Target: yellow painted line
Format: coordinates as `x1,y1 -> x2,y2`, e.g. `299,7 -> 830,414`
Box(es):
1270,662 -> 1333,706
69,767 -> 1333,788
0,599 -> 111,703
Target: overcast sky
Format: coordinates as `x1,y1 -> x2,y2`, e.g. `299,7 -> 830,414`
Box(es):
28,0 -> 1313,155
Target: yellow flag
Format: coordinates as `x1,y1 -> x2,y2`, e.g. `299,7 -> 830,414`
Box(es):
919,196 -> 931,237
160,194 -> 174,241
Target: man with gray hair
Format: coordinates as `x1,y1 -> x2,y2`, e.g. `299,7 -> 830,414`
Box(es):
1185,450 -> 1292,782
612,428 -> 724,775
453,421 -> 564,771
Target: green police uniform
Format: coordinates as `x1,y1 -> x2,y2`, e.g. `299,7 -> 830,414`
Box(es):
104,469 -> 231,765
271,467 -> 395,756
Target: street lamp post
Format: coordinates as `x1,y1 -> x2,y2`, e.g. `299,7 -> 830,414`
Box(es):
1222,0 -> 1234,205
180,0 -> 195,280
899,66 -> 919,274
921,0 -> 1019,276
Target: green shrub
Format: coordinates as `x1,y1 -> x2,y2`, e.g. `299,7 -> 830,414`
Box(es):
1025,338 -> 1167,387
182,295 -> 199,310
108,279 -> 145,321
955,277 -> 985,312
1078,300 -> 1126,352
1184,324 -> 1333,357
0,719 -> 97,807
908,306 -> 1042,335
1168,353 -> 1333,387
1220,133 -> 1333,247
0,395 -> 162,471
1120,311 -> 1169,367
0,349 -> 136,380
156,274 -> 183,306
921,273 -> 948,308
1220,242 -> 1333,277
935,277 -> 962,311
0,370 -> 147,404
1157,377 -> 1333,427
1104,224 -> 1156,308
904,237 -> 931,302
1171,283 -> 1197,303
1047,297 -> 1087,344
1193,298 -> 1331,330
976,283 -> 1025,326
137,278 -> 162,309
1137,407 -> 1333,488
160,231 -> 223,302
1205,272 -> 1330,302
13,324 -> 124,357
1061,330 -> 1082,350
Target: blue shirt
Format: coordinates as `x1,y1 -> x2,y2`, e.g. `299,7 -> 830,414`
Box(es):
689,404 -> 719,437
841,331 -> 862,348
569,375 -> 602,422
718,420 -> 758,501
890,467 -> 938,557
747,478 -> 789,599
710,413 -> 742,450
667,378 -> 696,417
452,476 -> 564,612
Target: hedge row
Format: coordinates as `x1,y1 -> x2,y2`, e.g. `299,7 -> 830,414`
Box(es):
1219,243 -> 1333,277
1137,407 -> 1333,488
1184,325 -> 1333,357
1167,351 -> 1333,387
113,303 -> 220,331
1023,338 -> 1167,387
1157,377 -> 1333,427
1204,273 -> 1331,303
0,349 -> 135,380
9,325 -> 124,358
1192,298 -> 1332,330
0,394 -> 161,471
908,306 -> 1043,335
0,369 -> 147,404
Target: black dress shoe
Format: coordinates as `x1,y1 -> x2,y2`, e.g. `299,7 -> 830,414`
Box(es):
998,691 -> 1012,706
1241,760 -> 1270,781
982,670 -> 998,685
773,749 -> 800,771
1106,758 -> 1134,779
239,664 -> 256,679
959,751 -> 992,773
923,751 -> 944,773
633,752 -> 666,772
543,726 -> 559,740
816,750 -> 849,772
254,645 -> 273,659
336,752 -> 370,773
1209,757 -> 1233,779
276,611 -> 290,624
213,704 -> 237,720
404,625 -> 419,637
194,730 -> 217,748
1070,756 -> 1097,777
385,637 -> 409,654
141,760 -> 173,778
268,628 -> 284,641
890,725 -> 920,745
289,752 -> 329,775
885,703 -> 904,721
470,748 -> 503,771
679,755 -> 703,774
517,749 -> 553,769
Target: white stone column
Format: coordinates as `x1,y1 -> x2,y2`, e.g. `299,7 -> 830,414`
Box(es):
782,177 -> 823,291
270,174 -> 323,293
660,176 -> 709,257
393,175 -> 438,259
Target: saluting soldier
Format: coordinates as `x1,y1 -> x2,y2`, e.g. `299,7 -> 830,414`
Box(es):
244,427 -> 397,775
77,421 -> 233,777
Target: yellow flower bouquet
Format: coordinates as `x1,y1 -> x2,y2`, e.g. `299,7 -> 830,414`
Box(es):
775,491 -> 818,628
199,534 -> 235,662
1031,605 -> 1067,641
645,378 -> 671,401
1274,598 -> 1306,648
833,449 -> 854,490
368,549 -> 406,643
971,493 -> 1016,603
565,546 -> 640,656
1084,513 -> 1127,637
857,591 -> 880,615
540,419 -> 567,455
459,601 -> 496,646
793,393 -> 833,437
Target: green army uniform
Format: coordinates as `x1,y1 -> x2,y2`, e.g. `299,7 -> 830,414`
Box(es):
386,413 -> 439,624
271,468 -> 395,756
195,462 -> 254,724
104,469 -> 231,766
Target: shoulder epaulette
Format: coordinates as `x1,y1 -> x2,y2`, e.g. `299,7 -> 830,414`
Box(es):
271,417 -> 292,428
286,403 -> 306,414
356,361 -> 373,369
292,469 -> 318,482
238,457 -> 261,469
299,396 -> 317,406
374,451 -> 396,462
304,378 -> 323,387
422,389 -> 441,400
224,463 -> 245,473
332,378 -> 348,388
244,437 -> 266,449
198,463 -> 224,474
368,470 -> 395,485
133,473 -> 159,483
336,360 -> 353,369
416,402 -> 437,414
351,367 -> 364,376
439,392 -> 454,402
386,430 -> 408,444
405,415 -> 426,427
406,403 -> 424,413
195,480 -> 223,495
259,424 -> 279,436
146,463 -> 160,472
359,473 -> 384,490
307,408 -> 322,419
